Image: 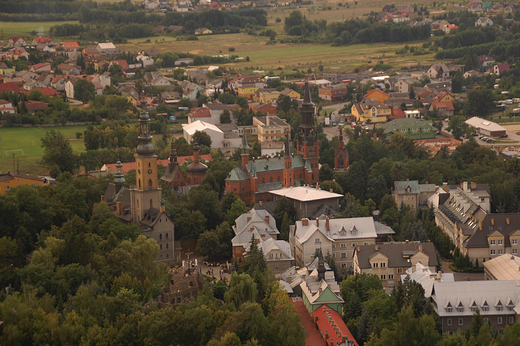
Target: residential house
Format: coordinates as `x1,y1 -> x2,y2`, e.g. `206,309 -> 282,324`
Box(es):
427,63 -> 450,79
364,88 -> 390,103
144,71 -> 170,86
431,280 -> 520,334
382,4 -> 396,13
51,75 -> 68,91
261,141 -> 284,157
395,78 -> 417,93
249,102 -> 277,115
253,115 -> 291,142
270,186 -> 343,220
478,55 -> 495,67
380,118 -> 436,139
0,100 -> 16,114
0,172 -> 44,194
23,80 -> 47,91
416,138 -> 462,156
7,48 -> 29,60
463,70 -> 484,79
137,54 -> 154,68
430,101 -> 455,117
431,20 -> 450,31
280,88 -> 300,99
62,42 -> 80,50
29,63 -> 51,73
194,28 -> 212,35
168,25 -> 185,32
8,36 -> 27,47
253,88 -> 280,103
25,100 -> 48,113
351,100 -> 391,123
290,214 -> 394,272
318,84 -> 348,102
443,24 -> 459,34
142,48 -> 161,58
311,305 -> 359,346
187,104 -> 223,125
399,5 -> 415,13
353,241 -> 438,289
401,263 -> 454,298
82,46 -> 99,57
183,120 -> 240,150
35,44 -> 50,52
231,209 -> 294,274
426,81 -> 452,92
160,91 -> 180,104
467,1 -> 483,12
31,37 -> 55,46
209,1 -> 222,10
392,180 -> 437,211
493,63 -> 510,75
475,17 -> 494,26
85,56 -> 110,71
65,79 -> 77,99
433,91 -> 455,103
58,63 -> 81,75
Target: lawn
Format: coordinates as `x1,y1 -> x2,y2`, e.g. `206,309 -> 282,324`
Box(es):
0,21 -> 79,39
0,125 -> 88,175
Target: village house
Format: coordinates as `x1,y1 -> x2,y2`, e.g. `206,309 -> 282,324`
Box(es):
351,100 -> 391,123
0,172 -> 45,194
427,63 -> 450,79
392,180 -> 437,211
475,17 -> 494,26
253,115 -> 291,142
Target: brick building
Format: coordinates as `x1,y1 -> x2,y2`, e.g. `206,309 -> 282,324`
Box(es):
226,79 -> 320,205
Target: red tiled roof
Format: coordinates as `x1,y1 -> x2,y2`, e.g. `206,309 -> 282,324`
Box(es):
365,88 -> 389,98
312,304 -> 359,346
292,300 -> 324,346
103,155 -> 213,173
0,83 -> 21,92
62,42 -> 80,49
25,100 -> 48,111
25,87 -> 59,97
29,62 -> 50,70
33,37 -> 51,44
189,107 -> 211,118
115,59 -> 130,71
390,107 -> 405,119
430,101 -> 454,111
9,36 -> 24,42
0,99 -> 12,105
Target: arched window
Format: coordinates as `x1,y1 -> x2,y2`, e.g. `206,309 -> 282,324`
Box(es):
338,154 -> 344,168
166,233 -> 168,238
150,199 -> 153,208
270,177 -> 273,182
159,234 -> 162,240
166,243 -> 169,249
262,178 -> 265,183
148,179 -> 152,187
148,162 -> 151,167
138,179 -> 141,188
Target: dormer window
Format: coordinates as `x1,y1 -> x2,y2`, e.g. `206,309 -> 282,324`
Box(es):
470,300 -> 478,312
445,301 -> 453,313
496,300 -> 503,312
456,301 -> 464,312
481,300 -> 489,312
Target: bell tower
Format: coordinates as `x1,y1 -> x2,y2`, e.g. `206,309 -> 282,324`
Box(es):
297,78 -> 320,184
130,101 -> 162,222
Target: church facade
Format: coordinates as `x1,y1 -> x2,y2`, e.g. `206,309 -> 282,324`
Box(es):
103,107 -> 175,263
226,79 -> 320,205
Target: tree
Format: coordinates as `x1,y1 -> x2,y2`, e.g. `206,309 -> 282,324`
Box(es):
273,197 -> 296,230
197,230 -> 221,261
192,130 -> 212,147
464,88 -> 495,118
409,87 -> 416,100
320,180 -> 344,194
279,212 -> 292,241
447,115 -> 470,140
319,163 -> 334,181
242,236 -> 270,301
41,130 -> 77,176
218,93 -> 235,104
224,273 -> 258,308
74,78 -> 96,104
220,109 -> 231,124
226,198 -> 248,225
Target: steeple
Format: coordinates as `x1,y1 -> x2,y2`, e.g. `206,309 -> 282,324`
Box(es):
169,140 -> 177,164
303,77 -> 312,105
241,131 -> 250,169
114,160 -> 125,193
338,125 -> 344,148
317,248 -> 326,281
284,135 -> 291,158
136,106 -> 155,157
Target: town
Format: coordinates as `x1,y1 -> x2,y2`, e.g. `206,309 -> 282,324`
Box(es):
3,0 -> 520,345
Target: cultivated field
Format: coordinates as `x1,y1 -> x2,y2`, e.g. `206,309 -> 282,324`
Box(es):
0,125 -> 88,175
0,21 -> 79,39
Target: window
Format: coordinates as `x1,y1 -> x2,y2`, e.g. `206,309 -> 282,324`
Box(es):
483,318 -> 489,323
446,307 -> 452,312
509,317 -> 514,324
364,242 -> 369,245
513,239 -> 518,245
159,234 -> 162,240
490,240 -> 496,245
166,233 -> 168,239
5,186 -> 9,190
341,253 -> 346,258
482,307 -> 489,312
373,263 -> 379,268
458,318 -> 463,326
447,319 -> 452,326
166,243 -> 168,249
160,244 -> 162,250
497,306 -> 503,311
332,244 -> 336,249
389,274 -> 394,280
498,250 -> 503,255
514,249 -> 518,255
381,263 -> 386,268
333,253 -> 336,258
341,243 -> 346,248
380,275 -> 386,280
457,307 -> 464,313
498,239 -> 503,245
314,238 -> 320,243
351,243 -> 357,248
491,250 -> 496,255
498,317 -> 503,325
18,179 -> 22,182
397,268 -> 403,273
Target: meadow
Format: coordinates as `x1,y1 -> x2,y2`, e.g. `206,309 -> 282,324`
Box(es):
0,125 -> 87,175
0,21 -> 79,39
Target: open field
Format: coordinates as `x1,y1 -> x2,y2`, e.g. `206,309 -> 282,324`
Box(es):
0,125 -> 88,175
0,21 -> 79,39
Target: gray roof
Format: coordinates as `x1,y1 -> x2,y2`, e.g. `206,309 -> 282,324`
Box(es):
466,213 -> 520,249
394,180 -> 420,195
355,242 -> 438,269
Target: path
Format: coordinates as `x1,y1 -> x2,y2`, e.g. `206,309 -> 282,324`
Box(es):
292,299 -> 324,346
441,259 -> 485,281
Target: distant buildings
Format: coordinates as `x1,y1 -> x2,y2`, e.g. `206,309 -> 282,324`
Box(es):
253,115 -> 291,142
465,117 -> 507,137
392,180 -> 436,211
0,172 -> 45,194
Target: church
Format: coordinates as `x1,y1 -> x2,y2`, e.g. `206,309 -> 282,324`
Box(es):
226,79 -> 321,205
103,105 -> 175,263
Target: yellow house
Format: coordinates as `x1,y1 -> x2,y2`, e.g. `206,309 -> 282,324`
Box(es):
364,89 -> 389,103
351,101 -> 390,123
237,87 -> 259,100
253,89 -> 280,103
433,91 -> 455,103
280,88 -> 301,99
0,172 -> 44,195
124,93 -> 138,107
195,28 -> 212,35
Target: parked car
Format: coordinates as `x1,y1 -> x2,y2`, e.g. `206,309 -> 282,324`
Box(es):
500,134 -> 509,138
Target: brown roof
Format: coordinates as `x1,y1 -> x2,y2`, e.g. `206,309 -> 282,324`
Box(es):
355,242 -> 438,269
466,213 -> 520,248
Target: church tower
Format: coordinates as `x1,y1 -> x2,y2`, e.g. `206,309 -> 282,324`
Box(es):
297,78 -> 320,184
283,136 -> 294,187
130,104 -> 162,222
334,126 -> 349,173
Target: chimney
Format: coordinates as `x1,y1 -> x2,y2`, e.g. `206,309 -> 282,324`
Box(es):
330,188 -> 333,193
418,245 -> 423,252
302,218 -> 309,226
463,182 -> 468,191
507,218 -> 510,225
247,217 -> 251,222
406,239 -> 409,244
375,245 -> 379,251
100,195 -> 104,202
116,201 -> 121,215
443,182 -> 448,191
438,271 -> 442,278
326,217 -> 330,232
316,217 -> 319,227
471,182 -> 477,189
479,220 -> 482,230
259,200 -> 263,206
491,218 -> 495,226
265,215 -> 269,223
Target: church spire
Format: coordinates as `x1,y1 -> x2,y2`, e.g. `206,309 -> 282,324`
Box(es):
136,103 -> 155,157
169,139 -> 177,163
303,77 -> 312,104
241,131 -> 250,169
338,125 -> 344,148
284,136 -> 291,158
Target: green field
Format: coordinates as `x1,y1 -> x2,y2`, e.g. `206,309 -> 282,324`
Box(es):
0,125 -> 87,175
0,21 -> 79,39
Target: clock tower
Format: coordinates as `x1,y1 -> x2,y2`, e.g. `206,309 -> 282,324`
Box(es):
130,105 -> 162,222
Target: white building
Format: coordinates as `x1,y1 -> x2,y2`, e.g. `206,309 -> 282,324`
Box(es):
96,42 -> 117,54
183,120 -> 241,150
